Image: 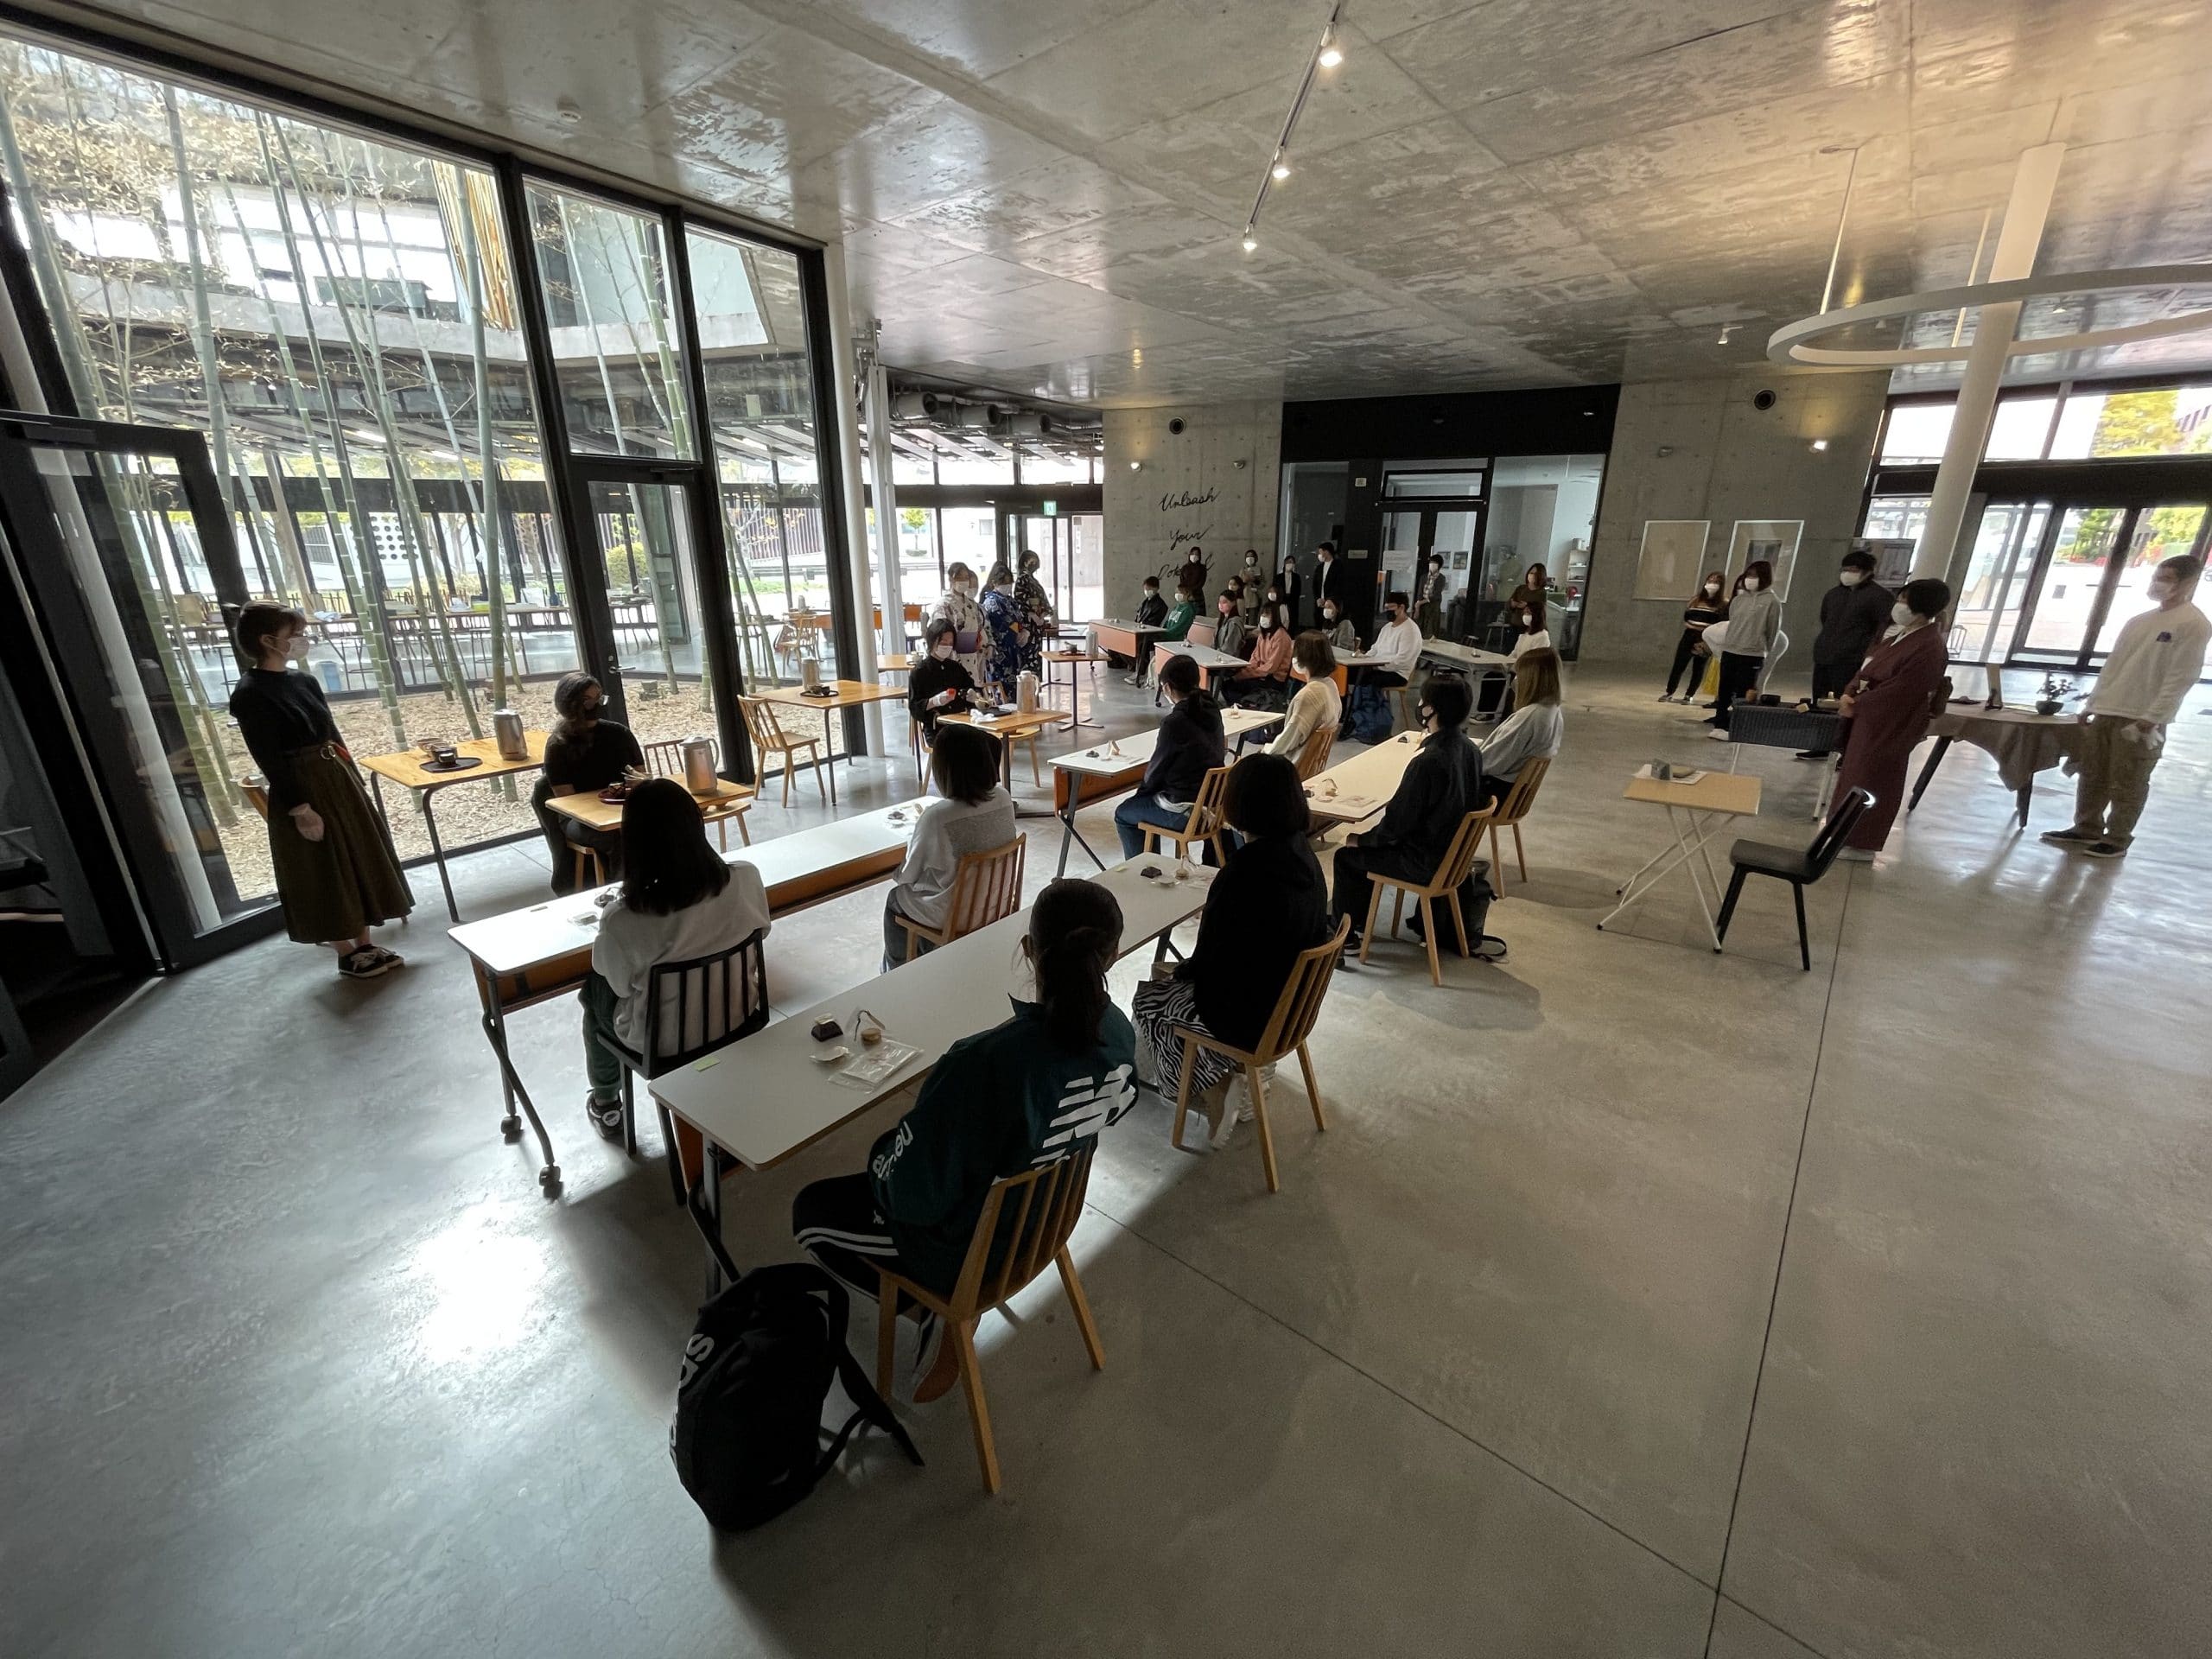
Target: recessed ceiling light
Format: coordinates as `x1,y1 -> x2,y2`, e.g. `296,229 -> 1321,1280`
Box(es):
1809,438 -> 1830,452
1128,459 -> 1142,471
1318,35 -> 1343,67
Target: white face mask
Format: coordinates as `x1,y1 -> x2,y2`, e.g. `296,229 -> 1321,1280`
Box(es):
1891,601 -> 1915,627
931,643 -> 954,661
1839,570 -> 1863,587
1259,615 -> 1277,632
953,581 -> 976,599
2148,576 -> 2177,601
1704,582 -> 1722,596
1322,607 -> 1338,622
1244,555 -> 1258,567
1741,576 -> 1761,593
285,632 -> 310,661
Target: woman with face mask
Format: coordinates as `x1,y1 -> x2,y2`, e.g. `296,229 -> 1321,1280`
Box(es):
1227,604 -> 1294,707
228,601 -> 413,977
1707,561 -> 1782,737
1662,570 -> 1729,702
980,561 -> 1026,693
1237,554 -> 1263,626
928,561 -> 989,686
1275,554 -> 1304,630
534,669 -> 647,895
1213,589 -> 1249,658
1318,598 -> 1358,655
1827,577 -> 1955,859
908,617 -> 983,739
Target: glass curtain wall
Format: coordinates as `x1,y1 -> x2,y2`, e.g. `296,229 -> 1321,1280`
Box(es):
0,35 -> 572,874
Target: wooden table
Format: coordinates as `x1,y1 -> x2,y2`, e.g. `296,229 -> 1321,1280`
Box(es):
543,779 -> 755,859
1302,730 -> 1424,828
1909,706 -> 2082,827
754,680 -> 907,804
448,801 -> 925,1197
1090,618 -> 1166,664
358,729 -> 549,923
1042,707 -> 1282,877
1039,646 -> 1108,728
938,705 -> 1075,788
1598,770 -> 1764,950
652,855 -> 1216,1287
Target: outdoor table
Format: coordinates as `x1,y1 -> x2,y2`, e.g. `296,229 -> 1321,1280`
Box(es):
1039,646 -> 1108,727
358,729 -> 548,923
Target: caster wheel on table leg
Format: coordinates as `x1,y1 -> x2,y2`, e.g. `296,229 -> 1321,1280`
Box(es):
500,1115 -> 522,1141
540,1165 -> 562,1198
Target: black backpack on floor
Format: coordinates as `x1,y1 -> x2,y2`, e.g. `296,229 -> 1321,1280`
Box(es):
670,1262 -> 922,1531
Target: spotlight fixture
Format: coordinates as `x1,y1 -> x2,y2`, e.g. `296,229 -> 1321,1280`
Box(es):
1242,231 -> 1258,252
1272,155 -> 1292,181
1318,32 -> 1343,67
1809,438 -> 1830,452
1128,459 -> 1142,471
1235,3 -> 1344,251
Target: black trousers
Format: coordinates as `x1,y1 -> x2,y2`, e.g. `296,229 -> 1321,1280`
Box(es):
1664,629 -> 1705,695
792,1173 -> 915,1300
1712,652 -> 1764,730
1332,843 -> 1494,942
1810,659 -> 1854,701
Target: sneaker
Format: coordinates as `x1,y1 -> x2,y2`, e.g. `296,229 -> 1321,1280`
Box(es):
1122,673 -> 1145,686
1656,691 -> 1675,702
339,948 -> 395,979
1471,935 -> 1509,963
1706,728 -> 1732,741
586,1095 -> 625,1141
2038,827 -> 2099,846
1793,749 -> 1830,761
2082,840 -> 2127,860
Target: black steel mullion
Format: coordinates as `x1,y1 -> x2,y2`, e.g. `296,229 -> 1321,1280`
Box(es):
0,178 -> 74,414
2076,505 -> 2143,669
664,214 -> 755,785
798,249 -> 865,756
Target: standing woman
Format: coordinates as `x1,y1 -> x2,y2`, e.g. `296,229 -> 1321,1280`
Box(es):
1662,571 -> 1728,702
1275,550 -> 1305,631
1828,578 -> 1954,860
532,671 -> 644,894
1507,563 -> 1549,631
927,562 -> 988,686
1013,549 -> 1056,677
1707,560 -> 1781,737
227,601 -> 411,979
980,561 -> 1025,694
1416,553 -> 1449,638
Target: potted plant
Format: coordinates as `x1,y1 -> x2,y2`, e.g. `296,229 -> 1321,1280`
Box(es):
2034,673 -> 2075,717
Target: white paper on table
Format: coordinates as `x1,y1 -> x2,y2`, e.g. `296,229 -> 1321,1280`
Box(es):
1313,793 -> 1382,817
833,1039 -> 924,1090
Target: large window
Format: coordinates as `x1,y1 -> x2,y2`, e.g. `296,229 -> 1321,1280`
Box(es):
1880,381 -> 2212,466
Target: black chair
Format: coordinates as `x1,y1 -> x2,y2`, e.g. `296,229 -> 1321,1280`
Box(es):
1713,789 -> 1873,970
601,928 -> 770,1200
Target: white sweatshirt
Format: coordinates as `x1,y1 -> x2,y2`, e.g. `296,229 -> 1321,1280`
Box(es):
594,864 -> 772,1050
2086,602 -> 2209,725
1373,617 -> 1425,681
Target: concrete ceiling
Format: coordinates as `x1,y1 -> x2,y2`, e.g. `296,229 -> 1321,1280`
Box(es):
68,0 -> 2212,404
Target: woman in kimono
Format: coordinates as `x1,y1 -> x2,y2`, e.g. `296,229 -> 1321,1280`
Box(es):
1013,548 -> 1056,677
1829,577 -> 1954,859
926,562 -> 988,686
980,561 -> 1026,694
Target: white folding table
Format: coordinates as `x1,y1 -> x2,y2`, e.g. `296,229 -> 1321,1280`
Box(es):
1042,706 -> 1282,878
1596,771 -> 1764,950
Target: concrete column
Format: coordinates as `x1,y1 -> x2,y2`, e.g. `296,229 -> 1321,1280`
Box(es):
861,321 -> 906,668
1917,143 -> 2066,582
818,240 -> 883,754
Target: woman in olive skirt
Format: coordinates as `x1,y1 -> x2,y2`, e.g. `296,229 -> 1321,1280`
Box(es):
228,601 -> 414,979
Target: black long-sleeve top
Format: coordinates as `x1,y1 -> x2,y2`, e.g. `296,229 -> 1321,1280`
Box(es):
907,654 -> 980,732
1141,691 -> 1224,802
1176,833 -> 1329,1050
1135,592 -> 1169,627
228,666 -> 341,813
543,721 -> 643,793
1814,578 -> 1893,670
1364,729 -> 1485,871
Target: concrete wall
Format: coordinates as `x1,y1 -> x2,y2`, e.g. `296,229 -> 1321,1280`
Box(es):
1580,368 -> 1890,685
1103,403 -> 1281,613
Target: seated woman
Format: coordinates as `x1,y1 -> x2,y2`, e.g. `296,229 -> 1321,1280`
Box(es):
1474,647 -> 1565,808
1329,675 -> 1503,963
532,671 -> 644,895
907,618 -> 984,741
1266,632 -> 1341,767
1115,652 -> 1225,858
1212,589 -> 1249,658
881,725 -> 1016,969
792,878 -> 1138,1402
1132,754 -> 1329,1147
580,779 -> 771,1140
1318,599 -> 1358,656
1225,604 -> 1294,706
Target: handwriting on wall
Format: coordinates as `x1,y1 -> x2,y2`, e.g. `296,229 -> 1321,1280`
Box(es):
1159,486 -> 1218,512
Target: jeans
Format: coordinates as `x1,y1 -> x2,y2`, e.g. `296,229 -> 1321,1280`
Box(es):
882,895 -> 940,970
579,969 -> 626,1100
1116,791 -> 1193,858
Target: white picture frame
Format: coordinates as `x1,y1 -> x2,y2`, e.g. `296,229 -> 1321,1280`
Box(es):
1632,519 -> 1713,600
1726,519 -> 1805,599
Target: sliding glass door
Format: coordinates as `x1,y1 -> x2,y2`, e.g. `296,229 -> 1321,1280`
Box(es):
1963,497 -> 2211,669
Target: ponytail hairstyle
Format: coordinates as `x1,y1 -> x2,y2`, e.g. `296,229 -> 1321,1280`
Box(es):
1026,878 -> 1123,1051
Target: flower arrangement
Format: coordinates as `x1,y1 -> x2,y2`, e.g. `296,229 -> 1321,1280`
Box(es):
2035,673 -> 2077,716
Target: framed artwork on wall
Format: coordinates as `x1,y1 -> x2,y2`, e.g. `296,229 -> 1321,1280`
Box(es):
1632,519 -> 1713,600
1726,518 -> 1805,598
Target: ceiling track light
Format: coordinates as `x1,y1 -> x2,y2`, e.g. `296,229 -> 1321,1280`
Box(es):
1234,0 -> 1344,251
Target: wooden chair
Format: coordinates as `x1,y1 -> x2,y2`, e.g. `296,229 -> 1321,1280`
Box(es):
1485,755 -> 1550,888
571,845 -> 606,891
1140,764 -> 1231,865
1170,917 -> 1349,1193
1715,788 -> 1872,970
1359,807 -> 1498,985
238,776 -> 270,820
593,928 -> 771,1175
874,1144 -> 1105,1494
740,696 -> 826,806
893,835 -> 1026,957
1389,682 -> 1419,734
1291,720 -> 1337,782
640,737 -> 753,848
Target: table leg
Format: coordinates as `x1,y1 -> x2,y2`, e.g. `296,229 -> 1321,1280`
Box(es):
1672,808 -> 1726,950
1907,735 -> 1953,813
369,769 -> 392,834
2016,779 -> 2032,829
419,785 -> 461,924
1055,797 -> 1109,879
480,979 -> 560,1198
823,710 -> 838,807
684,1134 -> 738,1297
1599,810 -> 1721,937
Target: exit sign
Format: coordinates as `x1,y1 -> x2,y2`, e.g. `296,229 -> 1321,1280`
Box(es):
1042,500 -> 1058,516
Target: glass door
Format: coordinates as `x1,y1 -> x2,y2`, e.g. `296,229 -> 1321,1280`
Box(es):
566,461 -> 750,779
1381,503 -> 1486,636
1956,500 -> 2050,663
2088,505 -> 2209,658
2019,507 -> 2129,658
0,414 -> 274,968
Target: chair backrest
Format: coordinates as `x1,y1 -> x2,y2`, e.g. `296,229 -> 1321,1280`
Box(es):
238,777 -> 270,821
640,926 -> 771,1073
1251,917 -> 1353,1062
1495,754 -> 1551,827
1187,620 -> 1217,648
941,835 -> 1027,941
1293,720 -> 1337,781
1804,788 -> 1874,880
1182,765 -> 1233,838
951,1142 -> 1096,1314
740,696 -> 791,749
1329,664 -> 1348,698
641,736 -> 702,779
1756,630 -> 1789,691
1433,806 -> 1498,892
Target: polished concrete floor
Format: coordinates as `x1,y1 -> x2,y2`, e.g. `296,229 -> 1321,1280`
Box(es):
3,665 -> 2208,1658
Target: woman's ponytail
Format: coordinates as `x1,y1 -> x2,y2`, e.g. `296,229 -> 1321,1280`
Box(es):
1027,879 -> 1123,1050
